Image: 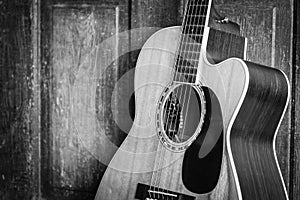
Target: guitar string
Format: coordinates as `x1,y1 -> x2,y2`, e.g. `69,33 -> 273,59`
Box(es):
173,1 -> 209,197
150,0 -> 210,198
180,0 -> 208,142
177,0 -> 205,142
172,0 -> 206,144
171,0 -> 207,147
156,0 -> 206,198
147,26 -> 163,198
146,0 -> 190,194
151,143 -> 162,199
148,0 -> 194,198
157,0 -> 201,198
154,0 -> 201,198
170,0 -> 197,148
165,0 -> 209,198
158,0 -> 195,198
151,0 -> 195,198
163,1 -> 208,196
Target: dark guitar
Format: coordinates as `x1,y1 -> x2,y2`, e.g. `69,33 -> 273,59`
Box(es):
95,0 -> 290,199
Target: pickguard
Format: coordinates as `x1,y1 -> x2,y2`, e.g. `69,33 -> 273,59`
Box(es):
182,87 -> 224,194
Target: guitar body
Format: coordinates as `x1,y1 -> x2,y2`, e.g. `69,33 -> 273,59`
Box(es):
95,25 -> 289,200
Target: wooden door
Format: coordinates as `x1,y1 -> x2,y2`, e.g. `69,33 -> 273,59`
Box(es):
39,0 -> 294,199
0,0 -> 297,199
40,0 -> 179,199
41,1 -> 129,199
0,0 -> 296,199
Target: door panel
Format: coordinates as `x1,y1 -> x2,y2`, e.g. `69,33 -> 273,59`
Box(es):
40,1 -> 180,199
41,2 -> 128,199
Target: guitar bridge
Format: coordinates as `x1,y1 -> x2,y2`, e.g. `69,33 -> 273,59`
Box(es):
135,183 -> 195,200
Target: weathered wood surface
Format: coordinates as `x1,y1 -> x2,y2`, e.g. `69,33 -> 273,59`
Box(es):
41,3 -> 128,199
0,0 -> 35,199
292,0 -> 300,199
0,0 -> 298,200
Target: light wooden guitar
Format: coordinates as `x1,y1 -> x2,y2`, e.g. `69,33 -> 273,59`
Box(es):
95,0 -> 290,199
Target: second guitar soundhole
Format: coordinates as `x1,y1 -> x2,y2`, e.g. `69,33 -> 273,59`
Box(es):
156,83 -> 206,152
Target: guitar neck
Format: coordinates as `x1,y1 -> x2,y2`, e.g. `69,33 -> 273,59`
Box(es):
181,0 -> 210,39
174,0 -> 212,84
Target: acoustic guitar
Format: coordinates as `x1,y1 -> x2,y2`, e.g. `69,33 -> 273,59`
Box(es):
95,0 -> 290,199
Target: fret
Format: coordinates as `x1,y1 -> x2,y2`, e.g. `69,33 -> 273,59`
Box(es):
182,27 -> 203,36
178,51 -> 200,57
176,66 -> 198,74
185,16 -> 206,25
174,72 -> 197,83
179,52 -> 200,61
182,0 -> 209,38
189,0 -> 209,6
180,42 -> 202,48
186,14 -> 207,17
189,4 -> 208,7
180,58 -> 200,62
180,47 -> 202,54
178,49 -> 201,55
181,34 -> 203,43
181,36 -> 202,44
176,57 -> 201,64
184,25 -> 205,28
183,16 -> 206,26
185,2 -> 209,17
183,26 -> 205,36
179,42 -> 202,50
184,17 -> 207,24
185,13 -> 207,21
172,0 -> 209,84
177,57 -> 200,61
183,33 -> 204,37
177,39 -> 202,61
175,57 -> 199,77
176,57 -> 197,66
178,49 -> 200,56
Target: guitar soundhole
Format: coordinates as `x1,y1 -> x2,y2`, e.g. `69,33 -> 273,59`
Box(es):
157,83 -> 206,152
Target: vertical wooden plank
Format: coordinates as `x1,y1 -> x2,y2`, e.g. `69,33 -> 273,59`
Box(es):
51,6 -> 116,190
291,0 -> 300,198
40,1 -> 53,197
271,7 -> 276,67
0,2 -> 13,198
31,0 -> 42,199
49,5 -> 114,199
0,0 -> 35,199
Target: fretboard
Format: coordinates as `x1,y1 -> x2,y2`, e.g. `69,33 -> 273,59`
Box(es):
174,0 -> 210,83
